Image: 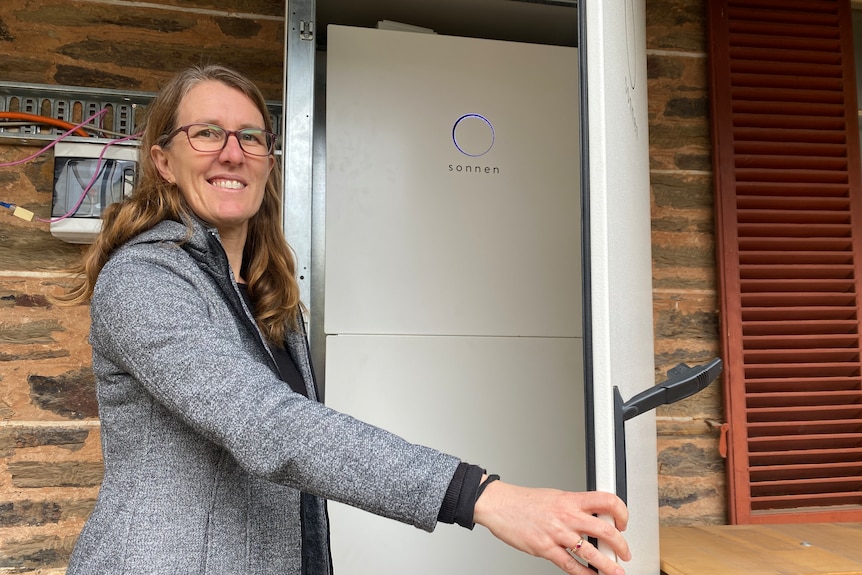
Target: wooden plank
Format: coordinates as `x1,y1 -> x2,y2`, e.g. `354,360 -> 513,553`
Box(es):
767,523 -> 862,564
660,524 -> 862,575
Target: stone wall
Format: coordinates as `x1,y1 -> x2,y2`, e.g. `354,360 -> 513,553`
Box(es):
646,0 -> 726,525
0,0 -> 725,571
0,1 -> 283,571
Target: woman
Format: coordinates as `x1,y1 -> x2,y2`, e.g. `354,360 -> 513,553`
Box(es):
63,64 -> 631,575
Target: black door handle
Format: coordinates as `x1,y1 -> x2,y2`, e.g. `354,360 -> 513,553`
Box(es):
613,358 -> 723,503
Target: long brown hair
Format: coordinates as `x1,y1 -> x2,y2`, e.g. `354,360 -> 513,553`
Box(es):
59,65 -> 301,344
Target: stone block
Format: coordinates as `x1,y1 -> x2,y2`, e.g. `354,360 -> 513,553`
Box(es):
647,49 -> 710,171
0,426 -> 90,457
657,431 -> 727,526
652,171 -> 714,212
0,498 -> 95,528
28,369 -> 98,420
9,461 -> 103,489
646,0 -> 707,53
0,277 -> 93,421
0,533 -> 78,570
0,0 -> 285,98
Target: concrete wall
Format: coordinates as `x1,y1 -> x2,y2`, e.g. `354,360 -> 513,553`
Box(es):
0,0 -> 724,571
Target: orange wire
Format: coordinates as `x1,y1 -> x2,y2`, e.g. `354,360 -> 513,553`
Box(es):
0,111 -> 91,138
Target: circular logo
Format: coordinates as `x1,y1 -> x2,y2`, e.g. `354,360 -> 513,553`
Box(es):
452,114 -> 495,157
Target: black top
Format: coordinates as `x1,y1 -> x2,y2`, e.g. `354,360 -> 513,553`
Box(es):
237,283 -> 308,397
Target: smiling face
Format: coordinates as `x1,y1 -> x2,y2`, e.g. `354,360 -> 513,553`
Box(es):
151,80 -> 274,242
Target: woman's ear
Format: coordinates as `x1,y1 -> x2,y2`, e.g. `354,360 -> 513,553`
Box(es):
151,145 -> 175,184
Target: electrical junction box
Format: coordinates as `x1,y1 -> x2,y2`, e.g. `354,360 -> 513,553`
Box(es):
50,140 -> 139,243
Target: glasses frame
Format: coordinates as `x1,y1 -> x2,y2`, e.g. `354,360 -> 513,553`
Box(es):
162,123 -> 277,157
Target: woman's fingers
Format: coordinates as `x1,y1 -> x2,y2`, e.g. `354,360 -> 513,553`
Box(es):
558,537 -> 626,575
575,490 -> 630,534
554,491 -> 631,561
472,482 -> 631,574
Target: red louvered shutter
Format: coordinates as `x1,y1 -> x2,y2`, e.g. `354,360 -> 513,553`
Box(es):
708,0 -> 862,524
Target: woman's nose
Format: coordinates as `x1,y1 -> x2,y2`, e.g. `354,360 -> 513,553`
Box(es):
219,132 -> 246,162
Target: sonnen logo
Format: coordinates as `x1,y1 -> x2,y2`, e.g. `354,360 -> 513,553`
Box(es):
449,113 -> 500,175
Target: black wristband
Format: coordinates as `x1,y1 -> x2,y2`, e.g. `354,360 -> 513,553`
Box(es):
476,474 -> 500,499
437,463 -> 485,529
453,464 -> 485,529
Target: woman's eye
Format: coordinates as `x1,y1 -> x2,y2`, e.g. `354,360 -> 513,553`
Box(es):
241,131 -> 263,143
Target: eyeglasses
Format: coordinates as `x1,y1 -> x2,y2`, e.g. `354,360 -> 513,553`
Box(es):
163,123 -> 276,156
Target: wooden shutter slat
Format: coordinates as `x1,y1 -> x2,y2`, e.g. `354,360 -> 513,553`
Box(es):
748,433 -> 862,450
752,476 -> 862,491
742,293 -> 857,306
743,309 -> 857,321
742,255 -> 855,266
751,492 -> 862,511
736,159 -> 849,173
749,404 -> 862,419
744,363 -> 860,378
751,462 -> 862,482
734,127 -> 847,142
735,103 -> 846,117
739,237 -> 853,249
738,198 -> 850,210
738,225 -> 852,237
735,116 -> 844,131
740,279 -> 855,290
733,75 -> 841,91
744,334 -> 860,346
724,32 -> 840,52
747,390 -> 862,407
741,266 -> 855,279
733,97 -> 844,110
750,446 -> 862,465
740,211 -> 851,225
743,325 -> 857,333
736,182 -> 853,196
729,22 -> 840,38
744,345 -> 860,357
736,169 -> 849,183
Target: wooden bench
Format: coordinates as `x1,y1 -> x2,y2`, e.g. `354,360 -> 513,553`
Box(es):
660,523 -> 862,575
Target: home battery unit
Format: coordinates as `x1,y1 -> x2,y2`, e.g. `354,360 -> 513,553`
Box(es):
50,140 -> 138,243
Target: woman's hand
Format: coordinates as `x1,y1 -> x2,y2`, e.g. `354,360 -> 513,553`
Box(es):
472,479 -> 631,575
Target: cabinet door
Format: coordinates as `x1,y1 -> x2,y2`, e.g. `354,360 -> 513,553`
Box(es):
324,25 -> 581,338
325,334 -> 585,575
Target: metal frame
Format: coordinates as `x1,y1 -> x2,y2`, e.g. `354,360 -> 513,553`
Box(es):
0,81 -> 282,144
0,82 -> 152,143
282,0 -> 328,388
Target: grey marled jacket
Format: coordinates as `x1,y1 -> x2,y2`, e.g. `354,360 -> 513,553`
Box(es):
67,218 -> 461,574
